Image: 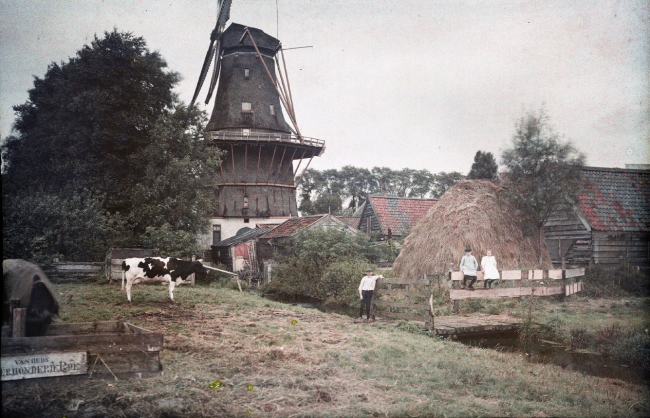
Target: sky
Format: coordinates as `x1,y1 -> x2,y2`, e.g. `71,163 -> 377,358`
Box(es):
1,0 -> 648,174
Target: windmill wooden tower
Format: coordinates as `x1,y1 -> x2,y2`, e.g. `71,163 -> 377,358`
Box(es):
192,0 -> 325,244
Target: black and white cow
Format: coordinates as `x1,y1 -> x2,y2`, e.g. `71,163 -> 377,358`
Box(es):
121,257 -> 209,302
3,259 -> 60,336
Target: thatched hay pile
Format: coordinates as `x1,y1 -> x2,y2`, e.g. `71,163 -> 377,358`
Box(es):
393,180 -> 551,277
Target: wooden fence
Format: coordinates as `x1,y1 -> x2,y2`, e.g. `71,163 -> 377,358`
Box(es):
43,262 -> 104,283
373,268 -> 585,325
373,277 -> 435,329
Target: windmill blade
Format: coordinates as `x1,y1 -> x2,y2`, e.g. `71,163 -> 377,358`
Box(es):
217,0 -> 232,32
191,0 -> 232,106
204,40 -> 222,104
191,40 -> 216,106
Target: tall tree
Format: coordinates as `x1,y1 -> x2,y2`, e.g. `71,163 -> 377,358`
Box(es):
3,30 -> 179,207
501,109 -> 585,265
2,30 -> 220,260
467,150 -> 498,180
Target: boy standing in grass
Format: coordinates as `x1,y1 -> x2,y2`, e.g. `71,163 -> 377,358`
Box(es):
358,268 -> 383,322
460,247 -> 478,290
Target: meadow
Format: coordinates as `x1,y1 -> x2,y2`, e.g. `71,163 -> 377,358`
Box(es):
3,281 -> 648,417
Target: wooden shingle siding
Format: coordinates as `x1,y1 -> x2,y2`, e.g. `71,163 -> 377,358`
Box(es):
543,207 -> 591,268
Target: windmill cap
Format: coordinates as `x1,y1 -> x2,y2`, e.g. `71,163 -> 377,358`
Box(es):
465,247 -> 472,252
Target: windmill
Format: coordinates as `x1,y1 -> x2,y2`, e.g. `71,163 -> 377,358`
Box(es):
193,0 -> 325,244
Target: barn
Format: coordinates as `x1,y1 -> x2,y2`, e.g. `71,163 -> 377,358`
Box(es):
542,166 -> 650,273
357,195 -> 437,240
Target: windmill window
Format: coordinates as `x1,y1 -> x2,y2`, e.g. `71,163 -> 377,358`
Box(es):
244,218 -> 250,223
269,105 -> 275,115
242,102 -> 252,112
244,68 -> 250,78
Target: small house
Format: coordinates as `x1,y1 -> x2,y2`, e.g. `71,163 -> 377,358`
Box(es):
543,166 -> 650,272
211,226 -> 274,272
357,195 -> 437,240
257,214 -> 359,260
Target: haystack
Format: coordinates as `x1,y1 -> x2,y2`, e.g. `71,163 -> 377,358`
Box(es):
393,180 -> 551,278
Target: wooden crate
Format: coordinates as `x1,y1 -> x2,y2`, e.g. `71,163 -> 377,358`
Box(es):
2,321 -> 163,386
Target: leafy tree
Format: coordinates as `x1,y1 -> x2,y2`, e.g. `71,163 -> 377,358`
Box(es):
313,193 -> 343,215
3,30 -> 179,206
431,171 -> 466,198
340,165 -> 373,210
467,151 -> 498,180
409,169 -> 436,198
501,109 -> 585,265
2,30 -> 220,260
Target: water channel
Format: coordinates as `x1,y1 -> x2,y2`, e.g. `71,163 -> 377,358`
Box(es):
265,293 -> 648,385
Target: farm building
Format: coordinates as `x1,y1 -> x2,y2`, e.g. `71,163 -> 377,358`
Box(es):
393,180 -> 551,278
542,166 -> 650,273
211,226 -> 275,272
357,195 -> 437,240
336,216 -> 361,230
257,214 -> 359,261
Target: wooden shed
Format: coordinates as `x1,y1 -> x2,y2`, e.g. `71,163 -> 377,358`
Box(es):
543,166 -> 650,273
105,248 -> 157,284
211,226 -> 274,272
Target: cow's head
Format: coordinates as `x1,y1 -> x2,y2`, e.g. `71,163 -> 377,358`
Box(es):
192,261 -> 209,278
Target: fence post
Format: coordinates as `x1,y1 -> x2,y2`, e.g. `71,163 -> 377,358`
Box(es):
450,271 -> 460,313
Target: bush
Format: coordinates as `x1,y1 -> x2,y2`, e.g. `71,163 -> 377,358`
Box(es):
583,265 -> 649,297
610,332 -> 650,368
264,229 -> 375,303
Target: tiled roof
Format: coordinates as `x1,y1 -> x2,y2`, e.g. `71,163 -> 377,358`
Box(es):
258,216 -> 324,239
368,195 -> 437,236
578,167 -> 650,232
213,226 -> 274,247
336,216 -> 361,229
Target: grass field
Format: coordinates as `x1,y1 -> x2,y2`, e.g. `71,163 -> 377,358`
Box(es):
3,282 -> 649,417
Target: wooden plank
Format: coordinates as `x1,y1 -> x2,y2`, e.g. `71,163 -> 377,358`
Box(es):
500,270 -> 522,280
2,333 -> 163,354
450,271 -> 464,281
44,321 -> 123,336
548,269 -> 563,279
379,278 -> 431,286
564,267 -> 585,278
532,286 -> 564,296
12,308 -> 26,338
531,270 -> 544,280
377,289 -> 411,297
2,352 -> 87,381
450,287 -> 533,300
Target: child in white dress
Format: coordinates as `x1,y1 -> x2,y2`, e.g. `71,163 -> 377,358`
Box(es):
481,250 -> 500,288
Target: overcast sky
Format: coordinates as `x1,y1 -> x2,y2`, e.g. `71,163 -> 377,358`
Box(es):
1,0 -> 648,174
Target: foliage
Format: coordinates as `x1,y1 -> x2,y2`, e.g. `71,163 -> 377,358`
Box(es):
501,109 -> 585,236
2,190 -> 129,263
265,228 -> 376,303
2,30 -> 220,261
582,265 -> 649,297
297,166 -> 465,215
501,109 -> 584,267
467,150 -> 498,180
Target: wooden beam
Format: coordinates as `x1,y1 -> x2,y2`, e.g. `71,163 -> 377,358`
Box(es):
216,182 -> 296,189
265,144 -> 278,184
276,146 -> 288,181
255,145 -> 262,183
283,148 -> 298,175
292,149 -> 308,177
230,144 -> 236,182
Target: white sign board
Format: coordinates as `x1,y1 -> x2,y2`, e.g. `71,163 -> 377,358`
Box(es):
2,352 -> 87,381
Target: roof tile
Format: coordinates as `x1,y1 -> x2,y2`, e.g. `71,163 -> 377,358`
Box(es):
578,167 -> 650,232
369,196 -> 437,236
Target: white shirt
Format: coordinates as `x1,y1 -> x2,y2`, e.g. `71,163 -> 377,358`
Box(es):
481,255 -> 500,280
359,275 -> 382,292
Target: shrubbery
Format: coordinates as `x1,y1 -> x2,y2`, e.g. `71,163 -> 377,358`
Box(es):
264,229 -> 377,306
582,265 -> 649,297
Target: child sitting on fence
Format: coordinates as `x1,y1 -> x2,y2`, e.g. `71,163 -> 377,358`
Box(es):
481,250 -> 500,288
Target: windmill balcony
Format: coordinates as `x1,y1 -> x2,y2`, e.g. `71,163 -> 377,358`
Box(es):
209,130 -> 325,155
